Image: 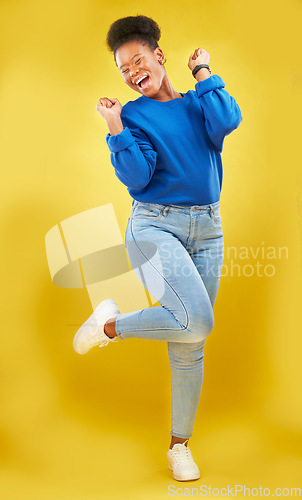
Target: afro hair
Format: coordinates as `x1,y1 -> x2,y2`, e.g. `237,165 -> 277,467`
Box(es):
106,15 -> 161,57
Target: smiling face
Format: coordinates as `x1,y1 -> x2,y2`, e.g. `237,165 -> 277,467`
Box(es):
115,39 -> 166,97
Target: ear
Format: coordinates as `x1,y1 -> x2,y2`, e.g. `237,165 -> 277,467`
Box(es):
154,46 -> 165,64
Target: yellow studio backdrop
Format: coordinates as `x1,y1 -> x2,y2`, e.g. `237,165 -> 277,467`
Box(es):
0,0 -> 301,499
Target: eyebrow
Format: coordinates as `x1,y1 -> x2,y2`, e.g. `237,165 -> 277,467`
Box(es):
119,53 -> 143,69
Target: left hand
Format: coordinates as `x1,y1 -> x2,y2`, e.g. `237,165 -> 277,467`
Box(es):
188,48 -> 210,72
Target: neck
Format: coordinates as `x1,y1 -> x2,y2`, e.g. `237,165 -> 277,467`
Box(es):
149,74 -> 182,101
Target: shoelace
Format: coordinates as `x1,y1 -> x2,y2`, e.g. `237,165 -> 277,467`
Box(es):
85,331 -> 118,348
98,336 -> 119,348
170,441 -> 194,465
83,314 -> 119,348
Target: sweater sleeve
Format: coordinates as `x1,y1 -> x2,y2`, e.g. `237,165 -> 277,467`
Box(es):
195,75 -> 242,152
105,126 -> 157,190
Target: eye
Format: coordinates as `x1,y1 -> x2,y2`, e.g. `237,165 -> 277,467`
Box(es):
135,58 -> 142,65
122,68 -> 129,74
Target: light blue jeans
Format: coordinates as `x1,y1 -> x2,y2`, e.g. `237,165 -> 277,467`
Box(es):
115,199 -> 224,439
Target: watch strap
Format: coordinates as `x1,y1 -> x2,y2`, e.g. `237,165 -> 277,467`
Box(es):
192,64 -> 211,78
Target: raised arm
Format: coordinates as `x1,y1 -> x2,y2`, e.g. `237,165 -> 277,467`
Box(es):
96,97 -> 157,190
188,48 -> 243,152
106,126 -> 157,190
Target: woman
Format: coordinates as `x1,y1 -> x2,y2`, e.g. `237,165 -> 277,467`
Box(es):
73,15 -> 242,481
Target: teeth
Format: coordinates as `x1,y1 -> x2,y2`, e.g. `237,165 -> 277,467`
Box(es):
136,75 -> 147,85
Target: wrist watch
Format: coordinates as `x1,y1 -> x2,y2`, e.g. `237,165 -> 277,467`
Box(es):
192,64 -> 211,78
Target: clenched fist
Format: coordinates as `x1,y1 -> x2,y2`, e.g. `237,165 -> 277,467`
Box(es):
96,97 -> 122,120
96,97 -> 124,135
188,48 -> 210,72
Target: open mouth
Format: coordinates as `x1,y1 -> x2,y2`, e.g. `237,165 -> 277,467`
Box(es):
137,75 -> 150,90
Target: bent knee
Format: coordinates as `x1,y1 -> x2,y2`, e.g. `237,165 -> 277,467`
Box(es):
183,307 -> 215,342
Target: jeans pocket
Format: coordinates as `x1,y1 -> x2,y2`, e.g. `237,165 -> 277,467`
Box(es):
132,204 -> 162,220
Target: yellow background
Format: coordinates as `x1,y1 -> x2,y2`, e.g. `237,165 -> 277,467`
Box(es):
1,0 -> 301,498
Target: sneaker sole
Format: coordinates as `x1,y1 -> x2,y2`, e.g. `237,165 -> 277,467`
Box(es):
168,465 -> 200,481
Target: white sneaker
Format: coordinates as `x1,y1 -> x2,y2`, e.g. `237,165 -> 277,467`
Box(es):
167,440 -> 200,481
73,298 -> 120,354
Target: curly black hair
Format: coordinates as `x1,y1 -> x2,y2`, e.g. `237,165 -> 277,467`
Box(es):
106,15 -> 161,58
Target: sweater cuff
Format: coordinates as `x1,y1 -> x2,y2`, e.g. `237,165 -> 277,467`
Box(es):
106,126 -> 135,153
195,74 -> 225,97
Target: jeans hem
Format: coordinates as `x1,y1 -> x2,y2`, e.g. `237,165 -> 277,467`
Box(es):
115,315 -> 125,339
170,430 -> 193,439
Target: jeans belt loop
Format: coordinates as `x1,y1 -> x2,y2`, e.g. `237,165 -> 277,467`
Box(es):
162,205 -> 170,217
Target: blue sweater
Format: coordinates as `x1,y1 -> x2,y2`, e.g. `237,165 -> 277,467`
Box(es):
106,75 -> 242,206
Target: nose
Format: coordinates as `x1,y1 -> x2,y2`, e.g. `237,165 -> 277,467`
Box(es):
129,65 -> 139,77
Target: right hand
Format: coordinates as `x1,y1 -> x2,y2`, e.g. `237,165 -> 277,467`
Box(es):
188,48 -> 210,72
96,97 -> 122,120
